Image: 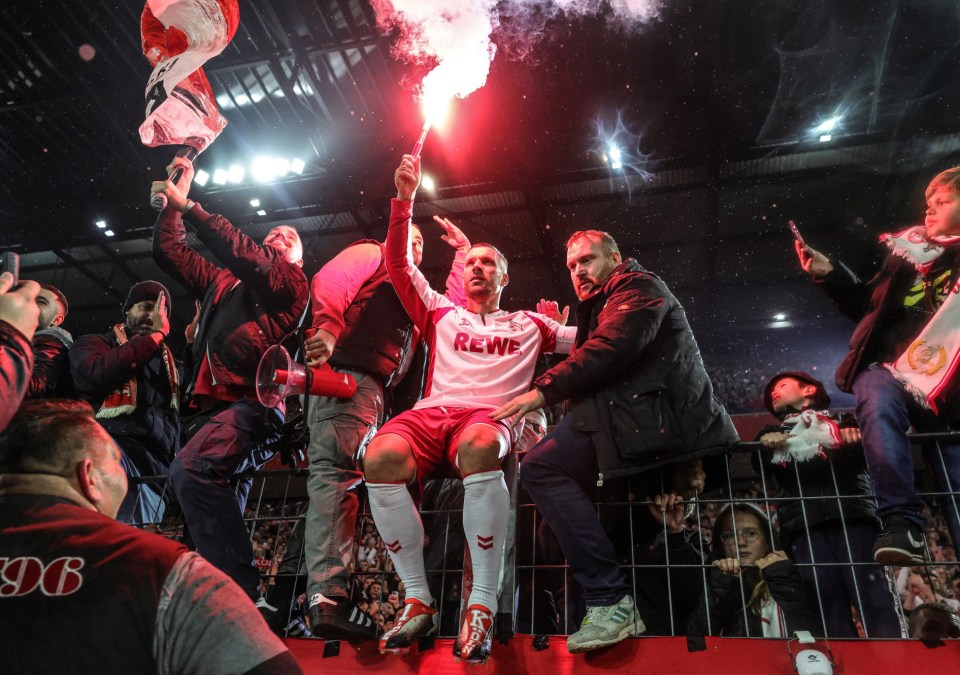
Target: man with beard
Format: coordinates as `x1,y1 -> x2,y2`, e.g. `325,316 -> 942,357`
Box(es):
26,282 -> 74,400
493,229 -> 738,653
70,281 -> 180,526
151,157 -> 309,603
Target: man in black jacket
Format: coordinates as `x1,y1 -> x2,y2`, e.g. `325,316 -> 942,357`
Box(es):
796,166 -> 960,566
493,230 -> 738,652
70,281 -> 179,526
151,158 -> 309,601
757,371 -> 902,637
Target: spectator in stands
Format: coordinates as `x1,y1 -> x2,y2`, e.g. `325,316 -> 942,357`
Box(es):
273,212 -> 467,642
756,371 -> 903,637
151,158 -> 308,604
687,503 -> 822,638
363,155 -> 575,663
796,166 -> 960,564
0,272 -> 39,431
0,400 -> 303,675
26,282 -> 73,399
493,228 -> 738,653
908,601 -> 960,640
70,281 -> 179,526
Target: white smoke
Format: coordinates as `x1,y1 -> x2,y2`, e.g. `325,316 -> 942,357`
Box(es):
370,0 -> 663,104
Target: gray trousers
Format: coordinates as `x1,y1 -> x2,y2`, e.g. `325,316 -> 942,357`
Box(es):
301,371 -> 383,598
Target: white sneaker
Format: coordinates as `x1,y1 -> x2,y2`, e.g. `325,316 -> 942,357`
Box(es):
566,595 -> 645,653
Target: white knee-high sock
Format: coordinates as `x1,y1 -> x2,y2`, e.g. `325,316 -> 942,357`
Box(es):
366,481 -> 432,605
462,469 -> 509,614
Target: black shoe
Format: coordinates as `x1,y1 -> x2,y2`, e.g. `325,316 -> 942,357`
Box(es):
308,592 -> 377,641
874,517 -> 925,566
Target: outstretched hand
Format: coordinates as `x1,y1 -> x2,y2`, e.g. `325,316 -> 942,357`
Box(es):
0,274 -> 40,340
489,389 -> 546,427
395,154 -> 421,201
647,493 -> 686,534
434,215 -> 470,251
537,299 -> 570,326
794,240 -> 833,278
150,291 -> 171,337
150,156 -> 195,213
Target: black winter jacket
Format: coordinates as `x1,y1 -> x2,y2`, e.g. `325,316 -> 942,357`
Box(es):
27,326 -> 74,399
534,259 -> 739,481
69,330 -> 180,467
819,246 -> 960,395
753,414 -> 879,541
687,559 -> 823,638
153,206 -> 309,393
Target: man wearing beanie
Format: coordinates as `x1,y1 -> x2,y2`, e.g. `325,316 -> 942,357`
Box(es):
70,280 -> 180,526
756,371 -> 902,637
151,157 -> 308,604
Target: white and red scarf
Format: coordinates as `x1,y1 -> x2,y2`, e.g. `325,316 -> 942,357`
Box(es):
96,325 -> 180,419
881,226 -> 960,413
770,410 -> 841,465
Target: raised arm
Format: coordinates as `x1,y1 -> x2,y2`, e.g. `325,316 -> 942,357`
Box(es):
151,159 -> 221,298
386,155 -> 453,332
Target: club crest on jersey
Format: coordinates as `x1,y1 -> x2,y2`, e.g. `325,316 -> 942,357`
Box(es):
508,320 -> 522,332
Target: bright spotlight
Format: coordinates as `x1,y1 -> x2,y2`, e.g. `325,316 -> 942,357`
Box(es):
95,220 -> 107,229
251,156 -> 274,183
256,209 -> 267,216
421,175 -> 436,191
250,198 -> 261,208
290,158 -> 305,175
104,229 -> 115,237
227,164 -> 245,183
213,168 -> 228,185
609,145 -> 623,170
819,134 -> 832,143
195,169 -> 210,186
272,158 -> 290,177
773,313 -> 787,321
813,117 -> 840,133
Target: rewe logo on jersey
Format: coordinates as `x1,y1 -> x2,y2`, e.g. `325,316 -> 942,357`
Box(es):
453,333 -> 521,356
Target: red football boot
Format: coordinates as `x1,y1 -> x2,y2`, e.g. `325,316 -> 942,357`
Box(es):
378,598 -> 437,655
454,604 -> 495,664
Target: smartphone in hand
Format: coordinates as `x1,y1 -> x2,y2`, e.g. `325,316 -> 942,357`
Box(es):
788,220 -> 807,249
0,252 -> 19,286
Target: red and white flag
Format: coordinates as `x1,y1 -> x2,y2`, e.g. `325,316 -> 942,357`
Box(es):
139,0 -> 239,151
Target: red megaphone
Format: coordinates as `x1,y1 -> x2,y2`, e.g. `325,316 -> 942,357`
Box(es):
256,345 -> 357,407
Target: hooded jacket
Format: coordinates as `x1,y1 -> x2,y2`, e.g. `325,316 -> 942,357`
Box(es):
153,206 -> 308,394
534,258 -> 739,481
27,326 -> 74,399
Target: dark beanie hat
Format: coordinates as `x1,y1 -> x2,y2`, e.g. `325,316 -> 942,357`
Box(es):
122,280 -> 172,315
763,371 -> 831,416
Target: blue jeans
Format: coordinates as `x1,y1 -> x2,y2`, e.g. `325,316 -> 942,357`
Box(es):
520,414 -> 631,607
853,366 -> 960,547
169,398 -> 283,599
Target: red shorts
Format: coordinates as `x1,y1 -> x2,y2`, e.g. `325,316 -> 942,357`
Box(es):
374,406 -> 515,487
